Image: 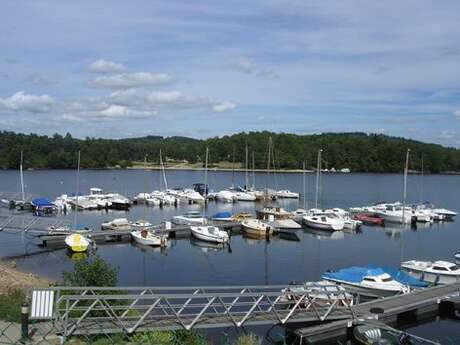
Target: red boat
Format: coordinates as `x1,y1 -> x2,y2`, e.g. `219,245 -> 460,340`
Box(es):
353,214 -> 384,226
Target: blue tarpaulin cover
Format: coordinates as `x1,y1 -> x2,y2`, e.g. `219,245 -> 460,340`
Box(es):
212,212 -> 232,219
322,266 -> 428,288
31,198 -> 54,207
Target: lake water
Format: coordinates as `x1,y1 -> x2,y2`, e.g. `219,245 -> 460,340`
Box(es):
0,169 -> 459,344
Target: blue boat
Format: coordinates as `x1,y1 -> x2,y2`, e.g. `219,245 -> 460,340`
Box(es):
322,266 -> 427,297
211,212 -> 233,222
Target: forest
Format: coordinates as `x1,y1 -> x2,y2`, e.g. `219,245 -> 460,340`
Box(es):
0,130 -> 459,173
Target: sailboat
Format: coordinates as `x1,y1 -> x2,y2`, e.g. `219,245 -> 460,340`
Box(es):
191,148 -> 229,244
65,151 -> 91,253
303,150 -> 345,231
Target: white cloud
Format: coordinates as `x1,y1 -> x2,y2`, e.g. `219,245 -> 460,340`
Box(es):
230,57 -> 277,78
0,91 -> 54,112
90,72 -> 172,89
89,59 -> 126,73
213,101 -> 236,112
454,110 -> 460,118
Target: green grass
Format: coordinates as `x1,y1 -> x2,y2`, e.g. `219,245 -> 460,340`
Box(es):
0,290 -> 25,323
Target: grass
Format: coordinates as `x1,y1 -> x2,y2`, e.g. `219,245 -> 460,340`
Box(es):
0,289 -> 25,323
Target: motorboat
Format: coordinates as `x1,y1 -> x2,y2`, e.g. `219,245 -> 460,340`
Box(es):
280,281 -> 354,308
65,233 -> 90,253
353,323 -> 413,345
401,260 -> 460,284
275,190 -> 299,199
172,211 -> 206,225
182,189 -> 205,204
269,219 -> 302,230
322,267 -> 411,297
375,204 -> 412,224
232,212 -> 253,222
256,207 -> 293,220
432,208 -> 457,220
191,225 -> 229,244
146,197 -> 161,206
216,190 -> 236,203
232,190 -> 256,201
131,229 -> 166,247
130,219 -> 154,230
303,214 -> 345,231
292,209 -> 309,223
241,219 -> 273,238
108,193 -> 131,210
101,218 -> 132,231
325,208 -> 362,230
31,198 -> 58,215
353,213 -> 384,226
455,252 -> 460,264
211,212 -> 233,222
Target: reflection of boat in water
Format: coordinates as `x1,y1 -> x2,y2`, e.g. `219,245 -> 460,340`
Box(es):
67,251 -> 88,261
190,237 -> 226,251
132,242 -> 167,254
303,228 -> 345,240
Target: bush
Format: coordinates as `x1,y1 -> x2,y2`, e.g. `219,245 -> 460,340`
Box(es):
62,255 -> 119,287
234,334 -> 263,345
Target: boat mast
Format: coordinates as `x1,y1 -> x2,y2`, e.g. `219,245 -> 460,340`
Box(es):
74,150 -> 81,229
315,149 -> 322,209
20,150 -> 25,202
420,155 -> 424,204
303,160 -> 307,209
402,149 -> 410,222
231,146 -> 235,189
143,154 -> 148,220
245,144 -> 249,189
160,149 -> 168,190
252,151 -> 256,190
204,147 -> 208,200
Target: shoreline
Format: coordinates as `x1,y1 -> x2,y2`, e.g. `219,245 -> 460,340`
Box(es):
0,260 -> 54,295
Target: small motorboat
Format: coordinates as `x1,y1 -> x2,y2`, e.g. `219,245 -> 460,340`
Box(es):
401,260 -> 460,285
191,225 -> 229,244
353,214 -> 385,226
353,323 -> 414,345
211,212 -> 233,222
216,190 -> 236,203
375,204 -> 412,224
322,267 -> 411,297
131,229 -> 166,247
108,194 -> 131,210
241,219 -> 273,238
432,208 -> 457,220
101,218 -> 132,231
280,281 -> 354,308
275,190 -> 299,199
303,214 -> 344,231
172,211 -> 206,225
65,233 -> 90,253
130,220 -> 154,230
256,207 -> 293,220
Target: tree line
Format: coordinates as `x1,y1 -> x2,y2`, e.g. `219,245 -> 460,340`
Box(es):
1,130 -> 459,173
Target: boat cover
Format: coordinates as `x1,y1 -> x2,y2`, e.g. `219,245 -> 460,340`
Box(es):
322,266 -> 428,288
31,198 -> 55,207
212,212 -> 232,219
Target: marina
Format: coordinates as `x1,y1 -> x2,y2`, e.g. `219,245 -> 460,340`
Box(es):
0,169 -> 460,343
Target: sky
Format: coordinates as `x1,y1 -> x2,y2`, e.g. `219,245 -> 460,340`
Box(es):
1,0 -> 460,146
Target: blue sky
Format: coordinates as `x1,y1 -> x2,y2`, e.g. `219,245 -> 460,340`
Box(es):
1,1 -> 460,146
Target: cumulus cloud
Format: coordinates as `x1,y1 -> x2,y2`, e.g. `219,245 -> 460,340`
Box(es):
230,57 -> 277,78
213,101 -> 236,112
0,91 -> 54,112
89,72 -> 172,89
89,59 -> 126,73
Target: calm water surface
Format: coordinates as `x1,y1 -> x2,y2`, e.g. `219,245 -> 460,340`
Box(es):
0,169 -> 459,343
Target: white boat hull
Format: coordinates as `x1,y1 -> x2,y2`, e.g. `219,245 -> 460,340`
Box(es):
322,278 -> 406,298
402,267 -> 460,285
191,226 -> 229,244
303,217 -> 344,231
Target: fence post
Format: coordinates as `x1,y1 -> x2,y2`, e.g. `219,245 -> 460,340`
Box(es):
21,301 -> 29,343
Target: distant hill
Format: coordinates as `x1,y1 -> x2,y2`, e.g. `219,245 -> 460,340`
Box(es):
0,130 -> 459,173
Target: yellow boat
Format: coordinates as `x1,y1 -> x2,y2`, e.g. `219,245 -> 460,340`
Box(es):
65,233 -> 90,252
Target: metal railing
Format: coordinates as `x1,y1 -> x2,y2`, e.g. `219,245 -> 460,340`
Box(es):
31,283 -> 354,342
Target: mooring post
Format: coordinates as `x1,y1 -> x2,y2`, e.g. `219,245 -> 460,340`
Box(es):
21,301 -> 29,343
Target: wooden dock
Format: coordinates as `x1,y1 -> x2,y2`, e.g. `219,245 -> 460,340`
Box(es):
39,221 -> 242,247
293,282 -> 460,343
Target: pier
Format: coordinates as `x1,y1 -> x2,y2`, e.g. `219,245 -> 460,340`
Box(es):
23,282 -> 460,343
